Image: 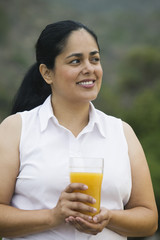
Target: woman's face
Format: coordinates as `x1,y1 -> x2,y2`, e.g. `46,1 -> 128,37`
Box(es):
50,29 -> 103,104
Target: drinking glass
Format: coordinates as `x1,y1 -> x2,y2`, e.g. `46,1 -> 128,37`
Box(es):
69,157 -> 104,216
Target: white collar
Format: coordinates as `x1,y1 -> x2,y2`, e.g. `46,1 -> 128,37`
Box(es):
38,95 -> 106,138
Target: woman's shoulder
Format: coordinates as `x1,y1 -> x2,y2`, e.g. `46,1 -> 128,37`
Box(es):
122,121 -> 137,142
0,114 -> 22,143
0,114 -> 21,129
122,121 -> 144,159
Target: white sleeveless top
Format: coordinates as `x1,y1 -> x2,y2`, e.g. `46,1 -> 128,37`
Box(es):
4,96 -> 131,240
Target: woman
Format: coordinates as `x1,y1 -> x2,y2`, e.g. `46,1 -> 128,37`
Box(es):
0,20 -> 158,239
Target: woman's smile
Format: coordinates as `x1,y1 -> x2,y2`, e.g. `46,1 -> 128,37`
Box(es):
76,79 -> 96,88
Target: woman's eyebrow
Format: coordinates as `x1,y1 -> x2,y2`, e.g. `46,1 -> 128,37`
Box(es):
66,53 -> 82,59
66,50 -> 100,59
90,50 -> 100,56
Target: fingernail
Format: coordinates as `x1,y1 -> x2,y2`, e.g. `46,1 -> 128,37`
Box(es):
93,216 -> 98,222
92,198 -> 96,203
83,185 -> 88,190
93,208 -> 97,212
65,218 -> 69,223
68,216 -> 74,222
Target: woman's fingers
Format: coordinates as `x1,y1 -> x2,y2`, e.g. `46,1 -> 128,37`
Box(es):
63,201 -> 97,221
65,183 -> 88,193
54,183 -> 97,224
92,207 -> 111,223
68,201 -> 97,214
67,191 -> 96,204
63,183 -> 96,205
67,216 -> 105,235
65,207 -> 111,235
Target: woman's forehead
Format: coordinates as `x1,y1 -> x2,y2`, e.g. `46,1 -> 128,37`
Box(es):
62,29 -> 99,54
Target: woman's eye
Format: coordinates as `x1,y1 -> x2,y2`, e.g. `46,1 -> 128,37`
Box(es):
91,57 -> 100,63
70,59 -> 80,64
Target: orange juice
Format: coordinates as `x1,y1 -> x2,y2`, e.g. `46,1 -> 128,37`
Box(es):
70,172 -> 103,216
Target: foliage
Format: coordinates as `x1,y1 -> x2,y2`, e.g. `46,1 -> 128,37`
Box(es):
0,82 -> 11,120
117,47 -> 160,104
0,5 -> 9,44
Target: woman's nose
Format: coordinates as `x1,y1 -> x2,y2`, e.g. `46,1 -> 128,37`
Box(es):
82,61 -> 94,75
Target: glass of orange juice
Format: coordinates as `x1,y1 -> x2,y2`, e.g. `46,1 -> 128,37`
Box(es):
69,157 -> 104,216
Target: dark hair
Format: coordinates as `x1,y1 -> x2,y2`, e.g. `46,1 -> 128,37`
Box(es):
11,20 -> 99,114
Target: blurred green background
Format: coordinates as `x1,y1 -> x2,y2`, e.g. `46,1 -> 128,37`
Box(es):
0,0 -> 159,239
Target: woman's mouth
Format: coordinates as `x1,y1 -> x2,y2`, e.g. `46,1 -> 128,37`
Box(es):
76,80 -> 95,86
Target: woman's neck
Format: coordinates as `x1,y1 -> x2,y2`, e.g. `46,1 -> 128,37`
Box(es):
51,96 -> 90,137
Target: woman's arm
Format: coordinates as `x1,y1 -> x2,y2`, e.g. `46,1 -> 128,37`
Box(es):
0,115 -> 52,237
67,121 -> 158,237
105,121 -> 158,236
0,115 -> 96,238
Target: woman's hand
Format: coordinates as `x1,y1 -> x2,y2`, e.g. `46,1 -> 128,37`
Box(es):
51,183 -> 97,227
65,207 -> 111,235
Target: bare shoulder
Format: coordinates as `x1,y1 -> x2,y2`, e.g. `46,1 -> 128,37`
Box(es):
122,121 -> 136,139
0,113 -> 22,162
0,114 -> 22,204
0,114 -> 22,142
0,114 -> 22,175
122,120 -> 149,175
122,121 -> 143,155
0,113 -> 22,130
0,114 -> 22,164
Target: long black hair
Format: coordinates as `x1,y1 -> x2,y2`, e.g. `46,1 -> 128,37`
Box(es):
11,20 -> 99,114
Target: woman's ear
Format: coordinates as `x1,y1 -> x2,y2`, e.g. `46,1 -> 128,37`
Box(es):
39,64 -> 53,84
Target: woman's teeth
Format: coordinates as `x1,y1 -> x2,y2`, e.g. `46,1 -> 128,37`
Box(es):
78,81 -> 94,85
